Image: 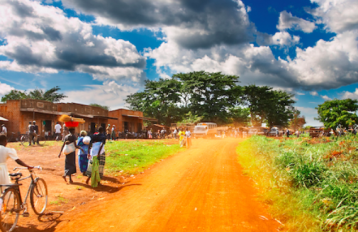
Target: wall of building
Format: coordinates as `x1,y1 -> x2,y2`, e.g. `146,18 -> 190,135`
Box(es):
108,109 -> 143,133
0,100 -> 21,136
0,101 -> 144,137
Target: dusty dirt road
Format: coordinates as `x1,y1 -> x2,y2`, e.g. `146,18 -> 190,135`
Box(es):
53,138 -> 279,232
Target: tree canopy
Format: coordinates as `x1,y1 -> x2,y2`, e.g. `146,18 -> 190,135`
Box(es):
126,71 -> 296,127
1,86 -> 66,103
90,104 -> 109,110
316,99 -> 358,129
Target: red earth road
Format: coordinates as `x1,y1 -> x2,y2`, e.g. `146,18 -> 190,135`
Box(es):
54,138 -> 279,232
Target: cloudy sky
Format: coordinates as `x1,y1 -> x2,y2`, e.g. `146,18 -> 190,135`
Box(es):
1,0 -> 358,126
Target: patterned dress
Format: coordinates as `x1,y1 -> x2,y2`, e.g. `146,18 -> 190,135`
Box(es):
85,133 -> 106,179
77,137 -> 89,173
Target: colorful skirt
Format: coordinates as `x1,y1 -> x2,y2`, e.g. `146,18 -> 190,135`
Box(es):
78,154 -> 89,173
86,152 -> 106,179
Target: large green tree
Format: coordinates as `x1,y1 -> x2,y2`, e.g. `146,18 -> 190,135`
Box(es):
126,78 -> 183,125
173,71 -> 242,123
242,85 -> 296,127
1,86 -> 66,102
316,99 -> 358,129
228,107 -> 251,127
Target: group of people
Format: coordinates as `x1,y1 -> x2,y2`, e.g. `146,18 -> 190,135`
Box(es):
106,124 -> 117,140
28,121 -> 40,145
58,126 -> 106,187
173,128 -> 191,148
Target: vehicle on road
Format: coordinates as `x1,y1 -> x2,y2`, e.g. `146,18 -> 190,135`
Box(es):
0,166 -> 47,232
267,127 -> 281,137
248,129 -> 258,137
193,123 -> 217,138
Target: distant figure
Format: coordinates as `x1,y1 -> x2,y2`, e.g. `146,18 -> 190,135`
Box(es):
148,129 -> 152,139
28,121 -> 37,146
55,122 -> 62,140
286,129 -> 290,138
106,124 -> 111,140
178,128 -> 186,147
185,128 -> 191,148
173,128 -> 178,139
1,124 -> 7,137
111,125 -> 116,140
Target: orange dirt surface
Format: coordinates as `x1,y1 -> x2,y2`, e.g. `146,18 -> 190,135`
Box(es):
7,138 -> 279,232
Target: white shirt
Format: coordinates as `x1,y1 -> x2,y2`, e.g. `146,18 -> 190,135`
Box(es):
55,124 -> 62,133
185,131 -> 191,138
0,145 -> 19,185
112,127 -> 115,131
2,126 -> 6,134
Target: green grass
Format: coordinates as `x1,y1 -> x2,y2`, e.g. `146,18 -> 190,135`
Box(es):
50,194 -> 68,205
237,135 -> 358,231
105,140 -> 183,175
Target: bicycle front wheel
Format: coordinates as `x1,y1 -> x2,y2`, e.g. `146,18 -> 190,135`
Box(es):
0,188 -> 21,232
30,178 -> 48,215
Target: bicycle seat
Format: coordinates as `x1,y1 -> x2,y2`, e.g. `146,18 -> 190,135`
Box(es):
9,173 -> 22,177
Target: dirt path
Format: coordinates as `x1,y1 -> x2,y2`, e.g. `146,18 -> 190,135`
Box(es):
54,138 -> 279,232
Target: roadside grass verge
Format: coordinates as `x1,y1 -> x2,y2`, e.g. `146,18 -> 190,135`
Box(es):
105,140 -> 183,175
237,135 -> 358,231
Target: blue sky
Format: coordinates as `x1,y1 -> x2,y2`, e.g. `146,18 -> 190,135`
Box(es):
1,0 -> 358,126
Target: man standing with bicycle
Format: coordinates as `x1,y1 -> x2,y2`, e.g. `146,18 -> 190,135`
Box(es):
28,121 -> 35,146
0,135 -> 33,185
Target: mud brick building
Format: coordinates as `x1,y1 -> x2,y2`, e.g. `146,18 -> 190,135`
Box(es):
0,99 -> 148,138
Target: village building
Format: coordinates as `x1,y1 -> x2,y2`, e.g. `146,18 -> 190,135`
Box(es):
0,99 -> 149,139
108,109 -> 157,133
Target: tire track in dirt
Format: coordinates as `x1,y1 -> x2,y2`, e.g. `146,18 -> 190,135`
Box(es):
55,138 -> 279,232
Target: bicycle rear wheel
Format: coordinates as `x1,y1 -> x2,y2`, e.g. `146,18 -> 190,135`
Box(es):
20,135 -> 27,146
0,188 -> 21,232
30,178 -> 48,215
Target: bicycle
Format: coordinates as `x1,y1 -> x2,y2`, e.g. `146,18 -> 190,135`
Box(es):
20,134 -> 46,146
0,166 -> 48,232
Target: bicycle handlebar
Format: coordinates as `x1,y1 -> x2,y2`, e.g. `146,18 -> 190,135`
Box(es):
13,166 -> 42,171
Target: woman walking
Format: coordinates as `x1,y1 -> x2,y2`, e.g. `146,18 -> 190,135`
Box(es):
77,130 -> 90,175
86,126 -> 106,187
59,128 -> 84,184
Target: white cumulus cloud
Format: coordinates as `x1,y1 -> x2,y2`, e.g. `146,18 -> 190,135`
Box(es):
277,11 -> 317,33
0,0 -> 146,82
63,81 -> 139,110
0,82 -> 14,96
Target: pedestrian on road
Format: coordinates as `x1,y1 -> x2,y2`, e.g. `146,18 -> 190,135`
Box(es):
86,126 -> 106,187
173,128 -> 177,139
178,128 -> 186,147
77,130 -> 90,175
185,128 -> 191,148
58,128 -> 84,184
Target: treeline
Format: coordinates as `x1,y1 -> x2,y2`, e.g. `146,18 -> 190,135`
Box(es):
126,71 -> 300,127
